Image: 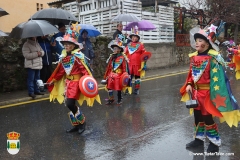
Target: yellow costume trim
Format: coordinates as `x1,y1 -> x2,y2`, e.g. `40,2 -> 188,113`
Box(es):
180,93 -> 194,115
208,49 -> 219,56
49,75 -> 66,104
138,61 -> 146,78
78,94 -> 101,107
122,86 -> 132,94
233,55 -> 240,80
180,92 -> 189,102
219,110 -> 240,127
189,51 -> 198,57
61,49 -> 78,58
236,71 -> 240,80
189,49 -> 218,58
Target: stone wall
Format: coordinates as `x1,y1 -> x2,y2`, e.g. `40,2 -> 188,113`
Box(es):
145,43 -> 194,69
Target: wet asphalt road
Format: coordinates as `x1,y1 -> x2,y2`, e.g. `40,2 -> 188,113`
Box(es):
0,72 -> 240,160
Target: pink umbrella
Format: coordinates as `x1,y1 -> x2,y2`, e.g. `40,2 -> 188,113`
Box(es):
123,20 -> 156,31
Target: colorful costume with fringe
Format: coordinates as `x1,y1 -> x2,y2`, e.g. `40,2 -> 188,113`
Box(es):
125,42 -> 146,77
125,42 -> 150,94
104,53 -> 129,91
104,52 -> 130,102
47,49 -> 101,128
47,49 -> 101,106
180,49 -> 240,146
228,47 -> 240,80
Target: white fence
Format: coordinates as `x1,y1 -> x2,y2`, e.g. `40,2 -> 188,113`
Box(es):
63,0 -> 174,43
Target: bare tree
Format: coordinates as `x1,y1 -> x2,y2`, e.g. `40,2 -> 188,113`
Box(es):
205,0 -> 240,24
180,0 -> 205,10
181,0 -> 240,43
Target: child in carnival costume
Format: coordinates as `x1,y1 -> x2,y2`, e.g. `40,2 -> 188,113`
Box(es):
103,39 -> 130,105
47,24 -> 101,134
124,26 -> 152,95
222,39 -> 237,73
227,45 -> 240,79
180,20 -> 240,153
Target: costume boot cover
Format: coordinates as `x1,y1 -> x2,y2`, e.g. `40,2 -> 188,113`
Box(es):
108,90 -> 114,100
135,79 -> 141,89
186,122 -> 205,148
106,90 -> 114,105
68,107 -> 85,126
194,122 -> 205,141
134,79 -> 141,94
205,123 -> 221,146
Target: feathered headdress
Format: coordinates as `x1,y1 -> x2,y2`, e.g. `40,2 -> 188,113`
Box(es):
60,22 -> 83,49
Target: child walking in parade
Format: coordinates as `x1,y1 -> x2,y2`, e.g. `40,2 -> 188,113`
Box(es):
124,26 -> 151,95
180,21 -> 240,153
103,39 -> 130,105
47,24 -> 101,134
227,45 -> 240,79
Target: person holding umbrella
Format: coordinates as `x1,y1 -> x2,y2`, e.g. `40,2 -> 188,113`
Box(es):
113,23 -> 129,45
9,20 -> 59,98
37,35 -> 54,87
22,37 -> 45,99
51,22 -> 66,61
113,23 -> 123,40
78,29 -> 95,70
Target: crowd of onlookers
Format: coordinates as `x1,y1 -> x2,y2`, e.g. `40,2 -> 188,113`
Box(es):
22,22 -> 95,99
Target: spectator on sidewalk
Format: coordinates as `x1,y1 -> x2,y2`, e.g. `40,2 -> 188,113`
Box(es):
22,37 -> 45,99
51,22 -> 66,61
113,23 -> 123,40
113,23 -> 130,45
78,29 -> 95,70
37,36 -> 54,86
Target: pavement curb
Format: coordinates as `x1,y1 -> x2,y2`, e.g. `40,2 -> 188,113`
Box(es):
0,69 -> 188,107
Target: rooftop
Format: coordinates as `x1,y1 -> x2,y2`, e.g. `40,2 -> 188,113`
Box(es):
48,0 -> 179,7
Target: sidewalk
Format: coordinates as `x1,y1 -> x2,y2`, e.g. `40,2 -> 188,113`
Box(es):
0,65 -> 189,106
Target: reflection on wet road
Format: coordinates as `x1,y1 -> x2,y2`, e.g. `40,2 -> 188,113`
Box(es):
0,73 -> 240,160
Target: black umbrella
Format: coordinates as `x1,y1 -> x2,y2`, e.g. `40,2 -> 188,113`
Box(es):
0,8 -> 9,17
9,20 -> 59,39
31,8 -> 78,25
0,30 -> 8,37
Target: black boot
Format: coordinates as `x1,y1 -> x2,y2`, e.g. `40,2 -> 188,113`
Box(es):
124,89 -> 129,95
66,126 -> 79,133
78,122 -> 86,134
117,99 -> 122,105
186,138 -> 204,148
105,99 -> 114,105
34,92 -> 44,95
117,91 -> 122,105
134,89 -> 139,95
207,142 -> 219,153
29,93 -> 36,99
